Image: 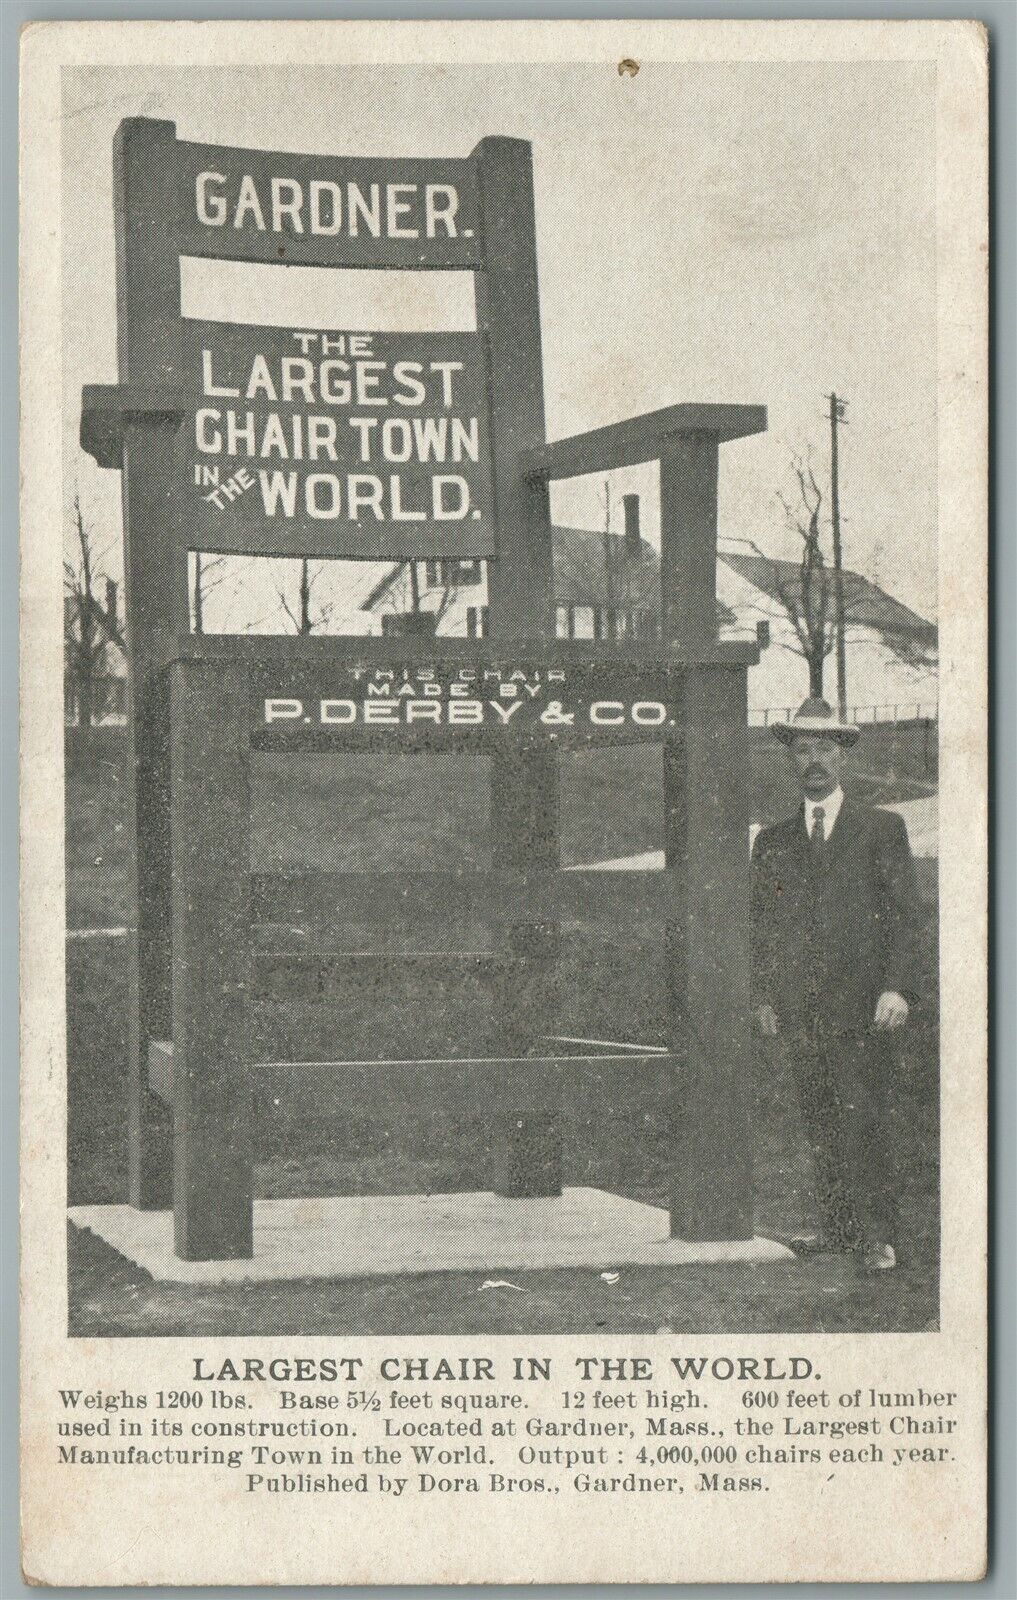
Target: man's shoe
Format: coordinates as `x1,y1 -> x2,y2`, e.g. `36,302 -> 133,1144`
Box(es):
861,1243 -> 897,1272
788,1234 -> 835,1258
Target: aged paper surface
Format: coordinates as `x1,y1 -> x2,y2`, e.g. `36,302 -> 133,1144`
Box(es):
20,19 -> 987,1585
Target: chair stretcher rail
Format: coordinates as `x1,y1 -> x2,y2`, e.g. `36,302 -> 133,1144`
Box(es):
148,1041 -> 675,1121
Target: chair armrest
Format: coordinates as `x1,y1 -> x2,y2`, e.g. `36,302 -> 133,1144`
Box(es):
81,383 -> 187,468
520,403 -> 766,481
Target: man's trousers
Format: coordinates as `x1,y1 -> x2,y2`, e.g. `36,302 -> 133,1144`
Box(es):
788,1028 -> 901,1250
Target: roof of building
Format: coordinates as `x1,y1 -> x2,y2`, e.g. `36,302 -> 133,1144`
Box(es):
362,563 -> 414,613
553,526 -> 660,610
362,531 -> 936,653
362,527 -> 662,615
718,550 -> 937,645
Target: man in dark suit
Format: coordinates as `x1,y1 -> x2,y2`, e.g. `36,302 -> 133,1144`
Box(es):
751,698 -> 921,1271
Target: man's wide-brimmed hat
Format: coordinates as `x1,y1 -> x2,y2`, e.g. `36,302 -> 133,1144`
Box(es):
772,697 -> 860,747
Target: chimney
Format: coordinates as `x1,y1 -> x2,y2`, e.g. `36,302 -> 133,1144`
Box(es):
622,493 -> 641,554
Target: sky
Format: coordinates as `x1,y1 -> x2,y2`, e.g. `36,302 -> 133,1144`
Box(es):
62,59 -> 938,630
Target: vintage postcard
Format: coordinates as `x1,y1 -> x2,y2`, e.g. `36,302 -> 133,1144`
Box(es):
20,18 -> 987,1585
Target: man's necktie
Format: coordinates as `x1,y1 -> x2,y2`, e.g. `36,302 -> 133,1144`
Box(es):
812,805 -> 826,854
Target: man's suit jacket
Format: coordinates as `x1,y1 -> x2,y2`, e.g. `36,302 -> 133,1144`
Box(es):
751,798 -> 921,1038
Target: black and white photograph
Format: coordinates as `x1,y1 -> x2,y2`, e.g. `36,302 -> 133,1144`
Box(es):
19,19 -> 988,1587
61,50 -> 942,1337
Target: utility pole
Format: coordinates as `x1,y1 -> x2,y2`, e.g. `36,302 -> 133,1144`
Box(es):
827,392 -> 849,717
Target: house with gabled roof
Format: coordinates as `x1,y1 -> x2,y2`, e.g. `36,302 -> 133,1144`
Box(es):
362,494 -> 733,643
360,496 -> 938,722
714,538 -> 938,720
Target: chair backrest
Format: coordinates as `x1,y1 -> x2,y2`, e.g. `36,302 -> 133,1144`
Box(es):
80,119 -> 557,684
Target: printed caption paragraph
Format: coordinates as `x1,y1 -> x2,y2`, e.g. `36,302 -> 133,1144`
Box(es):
53,1353 -> 963,1499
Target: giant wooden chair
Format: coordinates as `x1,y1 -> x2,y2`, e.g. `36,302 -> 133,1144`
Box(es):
81,119 -> 766,1262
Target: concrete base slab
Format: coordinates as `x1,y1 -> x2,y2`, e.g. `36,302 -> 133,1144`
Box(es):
69,1188 -> 793,1284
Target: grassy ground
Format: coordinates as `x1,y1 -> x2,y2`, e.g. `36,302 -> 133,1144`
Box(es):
65,733 -> 940,1335
64,729 -> 937,924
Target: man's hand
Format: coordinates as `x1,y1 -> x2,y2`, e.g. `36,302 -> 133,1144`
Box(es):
874,991 -> 909,1031
756,1004 -> 779,1037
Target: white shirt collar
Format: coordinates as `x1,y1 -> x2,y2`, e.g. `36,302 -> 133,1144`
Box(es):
804,786 -> 844,838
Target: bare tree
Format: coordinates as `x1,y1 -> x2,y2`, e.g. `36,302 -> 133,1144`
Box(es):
421,562 -> 463,632
408,559 -> 422,616
380,561 -> 464,635
64,494 -> 125,725
772,458 -> 836,698
191,551 -> 232,634
275,557 -> 337,635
